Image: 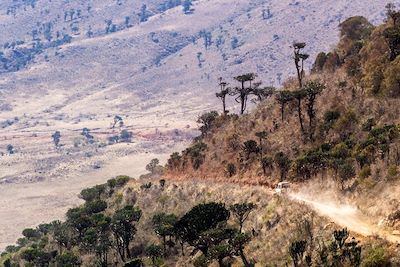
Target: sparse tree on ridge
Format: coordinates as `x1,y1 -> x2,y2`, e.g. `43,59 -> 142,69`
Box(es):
293,42 -> 309,88
304,80 -> 325,141
216,77 -> 230,114
276,90 -> 293,121
231,73 -> 256,115
292,42 -> 309,135
111,206 -> 142,261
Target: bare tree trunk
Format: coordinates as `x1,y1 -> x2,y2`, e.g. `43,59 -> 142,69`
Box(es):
222,97 -> 227,114
239,248 -> 251,267
297,97 -> 305,134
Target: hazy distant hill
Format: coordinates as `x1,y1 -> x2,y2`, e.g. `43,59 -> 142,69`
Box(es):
0,0 -> 397,122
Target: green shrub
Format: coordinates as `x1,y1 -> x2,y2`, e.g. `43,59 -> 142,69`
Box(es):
242,140 -> 259,160
123,259 -> 144,267
55,251 -> 81,267
79,185 -> 106,202
115,175 -> 130,186
323,110 -> 341,132
362,118 -> 376,132
334,111 -> 358,140
331,143 -> 351,159
184,141 -> 207,170
84,199 -> 107,214
387,164 -> 398,177
359,166 -> 371,179
361,246 -> 390,267
226,163 -> 236,177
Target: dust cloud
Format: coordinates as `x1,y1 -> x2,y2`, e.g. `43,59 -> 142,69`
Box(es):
288,190 -> 400,244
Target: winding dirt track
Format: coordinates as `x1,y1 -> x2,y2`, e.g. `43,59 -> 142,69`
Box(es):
289,192 -> 400,244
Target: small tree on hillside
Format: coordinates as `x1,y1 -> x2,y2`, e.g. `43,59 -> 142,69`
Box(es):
386,3 -> 400,26
229,231 -> 253,267
111,206 -> 142,261
304,81 -> 325,141
293,42 -> 309,88
274,152 -> 291,181
276,90 -> 293,121
152,213 -> 177,254
81,128 -> 94,143
52,131 -> 61,148
173,202 -> 230,256
338,161 -> 355,190
6,144 -> 14,154
216,77 -> 230,114
145,244 -> 163,265
197,111 -> 218,137
231,73 -> 256,115
230,203 -> 256,233
146,158 -> 160,174
242,140 -> 259,160
112,115 -> 123,128
183,0 -> 193,14
55,251 -> 81,267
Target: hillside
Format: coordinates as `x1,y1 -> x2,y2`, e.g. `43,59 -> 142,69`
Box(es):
2,0 -> 400,265
1,0 -> 399,251
160,6 -> 400,262
2,177 -> 400,266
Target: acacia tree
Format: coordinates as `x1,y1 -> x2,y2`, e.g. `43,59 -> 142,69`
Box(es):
292,42 -> 309,135
197,111 -> 219,137
276,90 -> 293,121
152,213 -> 178,254
173,202 -> 230,256
216,77 -> 231,114
82,214 -> 112,267
242,140 -> 259,160
338,161 -> 355,190
111,206 -> 142,261
251,85 -> 275,103
231,73 -> 256,114
230,74 -> 274,115
146,158 -> 160,174
293,42 -> 309,88
304,81 -> 325,141
145,244 -> 163,265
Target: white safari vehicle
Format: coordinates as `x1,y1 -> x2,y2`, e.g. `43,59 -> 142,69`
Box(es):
274,181 -> 290,194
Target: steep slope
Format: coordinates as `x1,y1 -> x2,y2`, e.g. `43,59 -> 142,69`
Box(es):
1,0 -> 400,255
163,11 -> 400,251
3,178 -> 399,266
